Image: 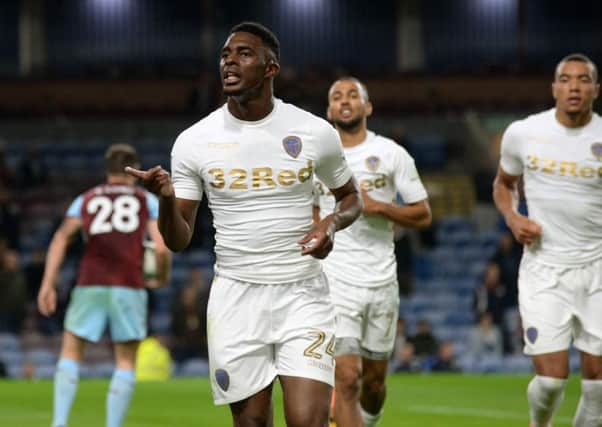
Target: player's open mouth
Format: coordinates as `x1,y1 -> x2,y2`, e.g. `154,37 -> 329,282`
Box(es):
341,109 -> 352,118
224,72 -> 241,84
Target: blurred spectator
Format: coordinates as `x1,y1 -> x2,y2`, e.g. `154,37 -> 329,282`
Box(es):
17,145 -> 49,189
392,342 -> 421,373
431,341 -> 461,372
473,262 -> 509,326
490,232 -> 522,308
136,335 -> 173,381
394,230 -> 414,296
22,360 -> 36,380
170,269 -> 210,362
392,317 -> 407,360
0,249 -> 27,333
468,312 -> 503,359
0,190 -> 21,249
24,248 -> 46,303
0,145 -> 16,189
408,319 -> 439,358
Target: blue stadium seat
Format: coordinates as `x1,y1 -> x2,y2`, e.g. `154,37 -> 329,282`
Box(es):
178,358 -> 209,377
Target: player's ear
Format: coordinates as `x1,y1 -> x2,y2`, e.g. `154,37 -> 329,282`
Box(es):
326,105 -> 333,121
265,59 -> 280,79
594,82 -> 600,100
551,82 -> 558,101
365,101 -> 373,118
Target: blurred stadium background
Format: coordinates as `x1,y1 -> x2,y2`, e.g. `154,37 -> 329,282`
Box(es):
1,0 -> 601,425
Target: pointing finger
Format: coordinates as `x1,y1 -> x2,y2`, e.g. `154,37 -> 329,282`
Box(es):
124,166 -> 146,178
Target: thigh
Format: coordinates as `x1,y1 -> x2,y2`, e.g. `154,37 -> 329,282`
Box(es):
64,286 -> 109,343
280,375 -> 331,427
362,357 -> 389,385
362,284 -> 399,358
518,259 -> 573,355
580,351 -> 602,380
574,260 -> 602,356
60,330 -> 88,361
114,340 -> 140,371
108,287 -> 148,342
532,350 -> 570,378
208,276 -> 277,405
229,383 -> 274,427
274,275 -> 336,387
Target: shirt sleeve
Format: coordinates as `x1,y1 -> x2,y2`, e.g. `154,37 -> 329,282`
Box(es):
66,195 -> 83,218
499,121 -> 524,176
145,192 -> 159,220
171,132 -> 204,201
393,146 -> 428,204
314,123 -> 353,189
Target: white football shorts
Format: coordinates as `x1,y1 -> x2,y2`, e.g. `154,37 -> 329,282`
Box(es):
328,277 -> 399,359
207,273 -> 336,405
519,256 -> 602,356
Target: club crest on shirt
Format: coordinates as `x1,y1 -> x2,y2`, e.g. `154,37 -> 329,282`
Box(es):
526,327 -> 538,344
283,136 -> 303,158
591,142 -> 602,161
365,156 -> 380,172
215,369 -> 230,391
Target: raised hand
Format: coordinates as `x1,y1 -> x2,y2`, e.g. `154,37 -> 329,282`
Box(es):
125,165 -> 174,197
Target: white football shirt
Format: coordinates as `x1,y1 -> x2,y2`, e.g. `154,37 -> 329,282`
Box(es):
500,108 -> 602,266
171,99 -> 352,284
315,131 -> 428,287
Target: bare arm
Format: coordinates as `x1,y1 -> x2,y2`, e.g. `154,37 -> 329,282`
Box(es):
362,189 -> 432,230
126,165 -> 200,252
492,166 -> 541,245
38,217 -> 81,316
299,176 -> 362,259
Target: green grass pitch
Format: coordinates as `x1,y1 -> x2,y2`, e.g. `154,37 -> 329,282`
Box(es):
0,374 -> 581,426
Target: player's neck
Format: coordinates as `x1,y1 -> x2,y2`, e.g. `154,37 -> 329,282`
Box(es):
338,126 -> 367,148
227,92 -> 274,122
555,108 -> 593,128
107,175 -> 134,185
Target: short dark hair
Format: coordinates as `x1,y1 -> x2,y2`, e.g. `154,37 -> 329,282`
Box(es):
105,144 -> 139,174
230,21 -> 280,62
555,53 -> 598,83
329,76 -> 370,102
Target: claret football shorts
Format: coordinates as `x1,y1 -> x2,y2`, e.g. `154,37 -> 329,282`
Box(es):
519,256 -> 602,356
207,273 -> 336,405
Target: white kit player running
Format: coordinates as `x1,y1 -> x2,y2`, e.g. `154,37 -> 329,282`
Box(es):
127,23 -> 362,427
315,77 -> 431,427
493,53 -> 602,427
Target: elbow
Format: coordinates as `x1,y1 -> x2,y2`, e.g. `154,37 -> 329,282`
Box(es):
165,241 -> 188,252
416,207 -> 433,230
416,216 -> 432,230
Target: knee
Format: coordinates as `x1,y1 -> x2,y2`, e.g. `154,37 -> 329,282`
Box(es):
362,374 -> 386,397
335,364 -> 362,398
286,405 -> 329,427
528,375 -> 566,402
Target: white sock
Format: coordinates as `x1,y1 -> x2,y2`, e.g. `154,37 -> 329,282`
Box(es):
361,407 -> 383,427
573,379 -> 602,427
527,375 -> 566,427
